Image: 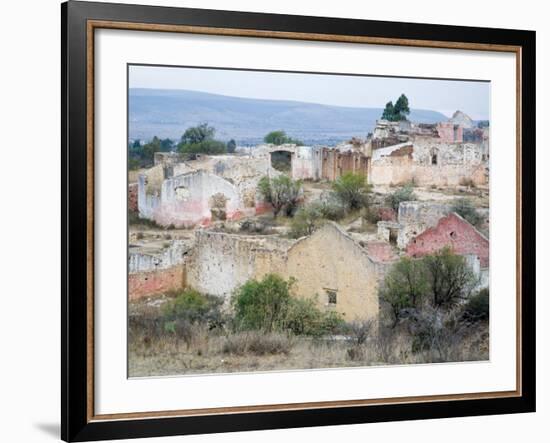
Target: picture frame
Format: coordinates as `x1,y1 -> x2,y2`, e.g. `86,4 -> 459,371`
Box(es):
61,1 -> 536,441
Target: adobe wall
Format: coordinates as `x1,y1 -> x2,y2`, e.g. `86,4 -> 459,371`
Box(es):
370,162 -> 487,186
128,266 -> 186,301
285,224 -> 380,321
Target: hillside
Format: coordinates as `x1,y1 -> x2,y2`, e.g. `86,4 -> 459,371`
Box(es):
129,88 -> 449,145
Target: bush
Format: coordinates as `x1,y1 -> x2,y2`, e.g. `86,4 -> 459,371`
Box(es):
285,297 -> 343,336
331,172 -> 372,211
385,184 -> 416,211
451,199 -> 483,227
162,289 -> 225,330
289,204 -> 324,238
232,274 -> 343,336
222,331 -> 294,356
232,274 -> 294,333
257,175 -> 303,217
461,288 -> 489,322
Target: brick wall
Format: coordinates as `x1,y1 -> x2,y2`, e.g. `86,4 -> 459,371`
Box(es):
128,266 -> 185,300
406,213 -> 489,267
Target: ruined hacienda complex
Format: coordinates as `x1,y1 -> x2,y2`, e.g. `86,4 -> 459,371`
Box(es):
129,110 -> 490,326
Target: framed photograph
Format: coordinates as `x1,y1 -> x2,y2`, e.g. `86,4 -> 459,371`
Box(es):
62,1 -> 535,441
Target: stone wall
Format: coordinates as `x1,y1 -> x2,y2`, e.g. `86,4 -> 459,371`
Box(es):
139,170 -> 244,228
186,231 -> 288,299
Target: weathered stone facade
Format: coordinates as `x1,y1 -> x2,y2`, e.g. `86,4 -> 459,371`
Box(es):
185,223 -> 383,321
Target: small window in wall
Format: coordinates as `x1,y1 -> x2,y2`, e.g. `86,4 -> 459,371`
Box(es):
431,154 -> 438,165
449,231 -> 456,239
326,290 -> 337,306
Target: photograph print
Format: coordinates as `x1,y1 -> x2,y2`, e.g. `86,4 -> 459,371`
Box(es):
127,65 -> 490,378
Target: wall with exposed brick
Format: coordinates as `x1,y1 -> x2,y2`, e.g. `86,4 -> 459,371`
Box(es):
128,183 -> 139,212
128,266 -> 186,301
406,212 -> 489,268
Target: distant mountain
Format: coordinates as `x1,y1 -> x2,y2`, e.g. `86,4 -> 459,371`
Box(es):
129,88 -> 449,145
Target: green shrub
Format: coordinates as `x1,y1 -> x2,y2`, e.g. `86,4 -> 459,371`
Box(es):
162,289 -> 225,331
331,172 -> 372,211
289,205 -> 324,238
461,288 -> 489,322
285,297 -> 343,336
385,185 -> 416,211
232,274 -> 294,333
232,274 -> 343,336
451,199 -> 483,227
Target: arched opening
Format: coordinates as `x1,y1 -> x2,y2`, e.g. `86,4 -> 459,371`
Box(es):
270,150 -> 292,172
431,153 -> 438,165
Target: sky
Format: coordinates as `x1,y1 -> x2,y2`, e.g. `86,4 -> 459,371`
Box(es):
129,65 -> 491,120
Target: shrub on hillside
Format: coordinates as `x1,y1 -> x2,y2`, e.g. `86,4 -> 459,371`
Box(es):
385,184 -> 416,211
451,198 -> 484,227
331,172 -> 372,211
461,288 -> 489,322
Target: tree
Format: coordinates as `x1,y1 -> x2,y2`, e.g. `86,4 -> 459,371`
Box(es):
451,199 -> 483,227
231,274 -> 293,333
177,123 -> 227,155
180,123 -> 215,145
380,94 -> 410,121
178,139 -> 227,155
422,247 -> 477,308
394,94 -> 410,120
381,101 -> 396,121
380,257 -> 429,327
385,184 -> 416,211
331,172 -> 372,211
227,139 -> 237,153
257,175 -> 303,217
264,130 -> 303,146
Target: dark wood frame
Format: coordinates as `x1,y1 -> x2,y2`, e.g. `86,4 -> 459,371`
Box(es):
62,1 -> 536,441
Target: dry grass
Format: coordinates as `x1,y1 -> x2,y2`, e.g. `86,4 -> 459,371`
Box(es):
128,319 -> 489,377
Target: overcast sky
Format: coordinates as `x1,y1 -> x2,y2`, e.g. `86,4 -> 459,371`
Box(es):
129,65 -> 491,120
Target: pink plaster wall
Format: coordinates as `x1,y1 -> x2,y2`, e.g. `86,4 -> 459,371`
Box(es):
406,213 -> 489,267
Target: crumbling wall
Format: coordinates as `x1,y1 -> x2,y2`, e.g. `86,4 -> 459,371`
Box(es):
406,212 -> 489,268
128,267 -> 186,301
128,183 -> 138,212
285,223 -> 379,321
321,148 -> 369,181
186,231 -> 288,299
436,122 -> 463,143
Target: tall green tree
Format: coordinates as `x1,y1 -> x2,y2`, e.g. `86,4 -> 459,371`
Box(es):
227,139 -> 237,153
394,94 -> 410,120
380,257 -> 429,327
180,123 -> 215,145
381,101 -> 396,121
264,130 -> 303,146
177,123 -> 227,155
422,247 -> 477,308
